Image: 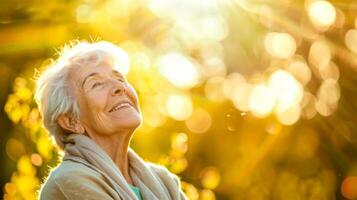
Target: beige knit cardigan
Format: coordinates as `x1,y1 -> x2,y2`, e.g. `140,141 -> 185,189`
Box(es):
38,134 -> 188,200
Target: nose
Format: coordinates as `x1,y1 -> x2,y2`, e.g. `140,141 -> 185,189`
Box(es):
110,81 -> 125,96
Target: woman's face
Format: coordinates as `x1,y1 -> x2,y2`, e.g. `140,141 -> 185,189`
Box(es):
69,57 -> 142,135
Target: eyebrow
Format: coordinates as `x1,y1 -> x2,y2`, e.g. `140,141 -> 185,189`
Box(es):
112,70 -> 124,78
82,72 -> 98,87
81,70 -> 124,88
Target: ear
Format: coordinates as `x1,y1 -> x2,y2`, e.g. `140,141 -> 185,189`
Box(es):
57,114 -> 85,134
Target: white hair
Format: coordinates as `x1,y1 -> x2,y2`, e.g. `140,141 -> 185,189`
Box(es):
34,40 -> 130,149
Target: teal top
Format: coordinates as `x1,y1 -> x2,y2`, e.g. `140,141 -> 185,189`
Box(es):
129,184 -> 143,200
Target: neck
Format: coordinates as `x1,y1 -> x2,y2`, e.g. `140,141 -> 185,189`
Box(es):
86,130 -> 134,185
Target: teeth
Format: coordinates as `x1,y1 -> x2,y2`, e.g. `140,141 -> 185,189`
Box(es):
112,102 -> 131,112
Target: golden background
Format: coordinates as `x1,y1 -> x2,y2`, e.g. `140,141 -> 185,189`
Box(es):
0,0 -> 357,199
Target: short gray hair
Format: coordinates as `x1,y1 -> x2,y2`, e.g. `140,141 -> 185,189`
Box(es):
34,40 -> 130,149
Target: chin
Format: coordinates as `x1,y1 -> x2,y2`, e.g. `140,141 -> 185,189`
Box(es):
116,115 -> 142,130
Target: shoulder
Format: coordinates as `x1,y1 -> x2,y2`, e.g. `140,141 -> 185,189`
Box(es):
146,162 -> 188,199
39,160 -> 112,200
43,160 -> 103,186
146,162 -> 170,174
49,159 -> 102,179
146,162 -> 182,186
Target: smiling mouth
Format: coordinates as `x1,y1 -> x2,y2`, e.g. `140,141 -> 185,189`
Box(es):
109,102 -> 133,112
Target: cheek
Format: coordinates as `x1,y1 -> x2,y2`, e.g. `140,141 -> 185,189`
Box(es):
82,93 -> 112,132
80,89 -> 109,120
88,89 -> 108,109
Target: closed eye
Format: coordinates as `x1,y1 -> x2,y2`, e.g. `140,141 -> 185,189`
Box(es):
117,78 -> 125,82
92,81 -> 104,88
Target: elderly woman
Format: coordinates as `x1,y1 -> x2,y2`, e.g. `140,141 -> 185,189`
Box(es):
36,41 -> 188,200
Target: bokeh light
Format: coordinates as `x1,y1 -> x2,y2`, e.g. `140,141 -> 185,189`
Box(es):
315,79 -> 340,116
345,29 -> 357,54
6,138 -> 25,161
248,84 -> 275,118
30,154 -> 43,167
223,72 -> 246,100
231,82 -> 253,112
200,189 -> 216,200
300,92 -> 317,120
276,105 -> 301,125
165,93 -> 193,121
341,176 -> 357,200
200,167 -> 221,190
264,32 -> 296,59
308,0 -> 336,29
171,132 -> 188,155
204,76 -> 226,102
269,70 -> 303,113
319,61 -> 340,81
309,40 -> 331,70
158,53 -> 200,89
286,61 -> 312,86
76,4 -> 93,23
185,108 -> 212,134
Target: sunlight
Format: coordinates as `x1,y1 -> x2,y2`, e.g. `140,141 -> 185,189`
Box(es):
308,0 -> 336,29
165,94 -> 193,121
231,82 -> 253,112
269,70 -> 303,113
158,53 -> 200,89
264,32 -> 296,59
248,84 -> 276,118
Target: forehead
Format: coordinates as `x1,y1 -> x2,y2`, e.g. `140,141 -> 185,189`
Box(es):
67,56 -> 123,86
